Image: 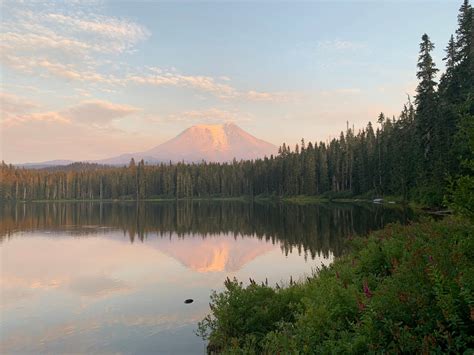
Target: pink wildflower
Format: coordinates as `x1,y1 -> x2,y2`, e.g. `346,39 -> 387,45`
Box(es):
363,280 -> 373,298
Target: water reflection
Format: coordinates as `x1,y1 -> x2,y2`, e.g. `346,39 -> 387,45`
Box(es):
0,201 -> 415,354
0,201 -> 414,259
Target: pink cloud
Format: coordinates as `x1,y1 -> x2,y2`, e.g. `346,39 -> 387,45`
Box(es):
0,92 -> 39,115
64,100 -> 140,125
1,94 -> 139,129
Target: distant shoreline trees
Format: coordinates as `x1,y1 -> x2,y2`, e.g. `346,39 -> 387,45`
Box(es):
1,1 -> 472,207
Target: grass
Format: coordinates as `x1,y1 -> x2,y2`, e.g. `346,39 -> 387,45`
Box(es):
197,217 -> 474,354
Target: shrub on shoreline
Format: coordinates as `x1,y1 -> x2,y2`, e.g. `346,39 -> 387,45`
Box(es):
198,218 -> 474,354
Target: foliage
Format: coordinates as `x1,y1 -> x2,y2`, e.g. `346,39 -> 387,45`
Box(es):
196,6 -> 474,349
448,168 -> 474,222
197,277 -> 305,354
446,96 -> 474,221
0,1 -> 472,209
198,218 -> 474,354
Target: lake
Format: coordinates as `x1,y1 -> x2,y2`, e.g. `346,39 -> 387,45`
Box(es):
0,201 -> 415,354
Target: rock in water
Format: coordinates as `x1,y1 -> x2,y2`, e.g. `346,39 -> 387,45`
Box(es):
184,299 -> 194,304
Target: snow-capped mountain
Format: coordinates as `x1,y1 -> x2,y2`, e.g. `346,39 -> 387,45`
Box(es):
99,122 -> 277,164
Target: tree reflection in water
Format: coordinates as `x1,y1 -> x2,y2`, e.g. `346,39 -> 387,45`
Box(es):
0,201 -> 415,259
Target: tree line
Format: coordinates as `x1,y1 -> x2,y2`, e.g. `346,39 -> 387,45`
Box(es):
1,0 -> 472,206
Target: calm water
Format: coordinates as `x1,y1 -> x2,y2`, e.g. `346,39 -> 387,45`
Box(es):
0,201 -> 415,354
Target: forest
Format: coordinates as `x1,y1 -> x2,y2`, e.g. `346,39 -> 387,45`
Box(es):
0,1 -> 473,354
1,1 -> 472,209
195,5 -> 474,353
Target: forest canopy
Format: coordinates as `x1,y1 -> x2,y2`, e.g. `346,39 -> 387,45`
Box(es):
1,0 -> 473,209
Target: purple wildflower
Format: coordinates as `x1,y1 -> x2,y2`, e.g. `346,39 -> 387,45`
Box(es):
363,280 -> 373,298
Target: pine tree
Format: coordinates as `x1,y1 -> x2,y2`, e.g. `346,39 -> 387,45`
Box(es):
455,0 -> 474,98
415,34 -> 439,192
439,35 -> 458,100
455,0 -> 473,64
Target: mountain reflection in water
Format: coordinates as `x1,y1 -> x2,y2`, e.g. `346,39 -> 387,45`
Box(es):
0,201 -> 415,354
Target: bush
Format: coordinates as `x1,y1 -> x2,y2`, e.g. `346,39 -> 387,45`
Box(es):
198,218 -> 474,353
446,161 -> 474,222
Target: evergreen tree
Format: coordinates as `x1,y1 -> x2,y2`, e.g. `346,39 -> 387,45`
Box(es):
455,0 -> 473,68
414,34 -> 441,202
1,3 -> 470,209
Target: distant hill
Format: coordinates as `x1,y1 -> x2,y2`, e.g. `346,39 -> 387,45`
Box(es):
16,160 -> 74,169
13,162 -> 113,172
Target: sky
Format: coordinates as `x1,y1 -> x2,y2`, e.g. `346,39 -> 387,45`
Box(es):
0,0 -> 462,163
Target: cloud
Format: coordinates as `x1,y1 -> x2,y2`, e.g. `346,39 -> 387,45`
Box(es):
2,54 -> 119,83
35,59 -> 84,80
0,93 -> 68,127
245,90 -> 294,102
44,12 -> 150,52
126,71 -> 237,99
3,53 -> 286,102
0,92 -> 39,116
2,6 -> 150,56
1,94 -> 139,128
127,68 -> 291,102
64,100 -> 140,125
4,111 -> 71,126
1,31 -> 94,54
1,3 -> 289,103
0,2 -> 148,91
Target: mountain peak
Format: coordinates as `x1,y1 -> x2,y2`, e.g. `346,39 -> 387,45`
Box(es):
183,122 -> 245,150
99,122 -> 277,164
184,123 -> 230,150
191,121 -> 236,128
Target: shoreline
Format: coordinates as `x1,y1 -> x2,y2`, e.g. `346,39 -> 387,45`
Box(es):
1,195 -> 430,210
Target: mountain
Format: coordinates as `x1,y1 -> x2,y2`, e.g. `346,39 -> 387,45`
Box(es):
99,122 -> 277,165
15,123 -> 277,167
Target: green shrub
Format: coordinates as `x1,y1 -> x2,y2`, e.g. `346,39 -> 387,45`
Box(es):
446,161 -> 474,222
198,218 -> 474,353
